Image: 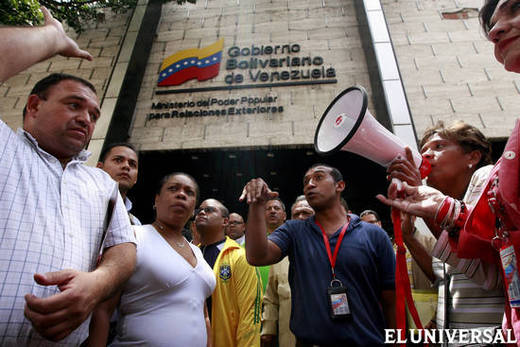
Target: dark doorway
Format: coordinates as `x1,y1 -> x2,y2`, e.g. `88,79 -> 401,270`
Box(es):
129,146 -> 394,232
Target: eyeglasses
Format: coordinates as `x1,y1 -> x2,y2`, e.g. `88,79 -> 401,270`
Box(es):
195,206 -> 219,215
228,221 -> 244,225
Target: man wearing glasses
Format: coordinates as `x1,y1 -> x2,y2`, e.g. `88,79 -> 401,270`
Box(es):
195,199 -> 262,347
226,212 -> 246,245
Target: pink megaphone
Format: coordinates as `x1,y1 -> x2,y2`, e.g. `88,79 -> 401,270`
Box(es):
314,86 -> 430,178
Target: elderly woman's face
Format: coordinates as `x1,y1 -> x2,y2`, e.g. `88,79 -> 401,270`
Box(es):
420,134 -> 473,192
488,0 -> 520,72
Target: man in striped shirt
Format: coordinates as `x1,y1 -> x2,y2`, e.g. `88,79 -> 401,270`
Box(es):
0,8 -> 136,345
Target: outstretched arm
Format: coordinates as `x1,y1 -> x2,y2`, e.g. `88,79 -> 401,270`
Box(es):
240,178 -> 282,266
377,181 -> 446,219
0,7 -> 92,82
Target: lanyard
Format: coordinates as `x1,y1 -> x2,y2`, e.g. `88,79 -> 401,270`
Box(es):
316,218 -> 350,279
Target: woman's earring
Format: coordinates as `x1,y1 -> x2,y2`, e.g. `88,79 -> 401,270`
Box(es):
153,205 -> 156,210
468,163 -> 473,169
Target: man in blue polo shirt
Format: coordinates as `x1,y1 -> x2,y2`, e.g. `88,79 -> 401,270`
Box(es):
240,164 -> 395,346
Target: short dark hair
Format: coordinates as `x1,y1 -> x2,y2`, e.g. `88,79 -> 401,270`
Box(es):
308,163 -> 343,183
23,73 -> 97,119
200,198 -> 229,218
99,142 -> 137,163
267,197 -> 286,211
480,0 -> 500,37
229,212 -> 245,222
156,172 -> 200,204
360,209 -> 380,221
419,120 -> 492,169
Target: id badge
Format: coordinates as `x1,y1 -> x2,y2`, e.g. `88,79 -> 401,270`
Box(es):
327,279 -> 351,320
500,244 -> 520,308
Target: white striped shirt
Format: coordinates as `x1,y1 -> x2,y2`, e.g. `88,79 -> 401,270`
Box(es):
431,165 -> 504,330
0,120 -> 136,346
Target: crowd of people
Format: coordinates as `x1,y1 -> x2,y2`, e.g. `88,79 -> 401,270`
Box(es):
2,0 -> 520,345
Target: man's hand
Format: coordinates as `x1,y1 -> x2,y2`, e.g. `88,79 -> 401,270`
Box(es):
0,6 -> 92,82
41,6 -> 93,61
239,178 -> 282,266
239,178 -> 278,204
387,147 -> 422,187
376,181 -> 446,219
24,269 -> 103,341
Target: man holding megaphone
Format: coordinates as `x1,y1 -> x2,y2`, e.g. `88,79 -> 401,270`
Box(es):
240,164 -> 396,346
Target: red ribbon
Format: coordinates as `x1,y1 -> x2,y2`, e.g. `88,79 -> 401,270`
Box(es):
392,209 -> 424,344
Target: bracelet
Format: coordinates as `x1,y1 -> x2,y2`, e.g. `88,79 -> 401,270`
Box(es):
443,199 -> 456,229
442,199 -> 460,230
435,196 -> 452,225
454,201 -> 467,229
448,201 -> 467,239
435,197 -> 467,238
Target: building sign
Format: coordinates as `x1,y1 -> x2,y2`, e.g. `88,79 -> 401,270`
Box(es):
147,95 -> 283,120
225,43 -> 336,85
151,41 -> 337,118
157,39 -> 224,86
155,40 -> 337,95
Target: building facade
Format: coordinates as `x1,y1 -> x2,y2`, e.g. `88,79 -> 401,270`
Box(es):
1,0 -> 515,223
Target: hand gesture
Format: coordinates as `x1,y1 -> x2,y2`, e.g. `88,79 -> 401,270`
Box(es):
42,6 -> 93,61
239,178 -> 278,204
387,147 -> 422,187
376,181 -> 445,219
24,269 -> 102,341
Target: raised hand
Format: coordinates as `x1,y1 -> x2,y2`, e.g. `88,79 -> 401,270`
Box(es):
0,6 -> 93,82
239,178 -> 278,204
41,7 -> 93,61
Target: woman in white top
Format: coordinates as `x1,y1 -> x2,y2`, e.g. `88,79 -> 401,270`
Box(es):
89,172 -> 216,346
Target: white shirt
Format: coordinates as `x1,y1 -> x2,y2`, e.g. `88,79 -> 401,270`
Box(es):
234,235 -> 246,246
124,197 -> 142,225
0,120 -> 136,346
112,225 -> 216,346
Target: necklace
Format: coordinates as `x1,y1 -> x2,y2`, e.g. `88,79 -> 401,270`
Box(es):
154,221 -> 185,248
